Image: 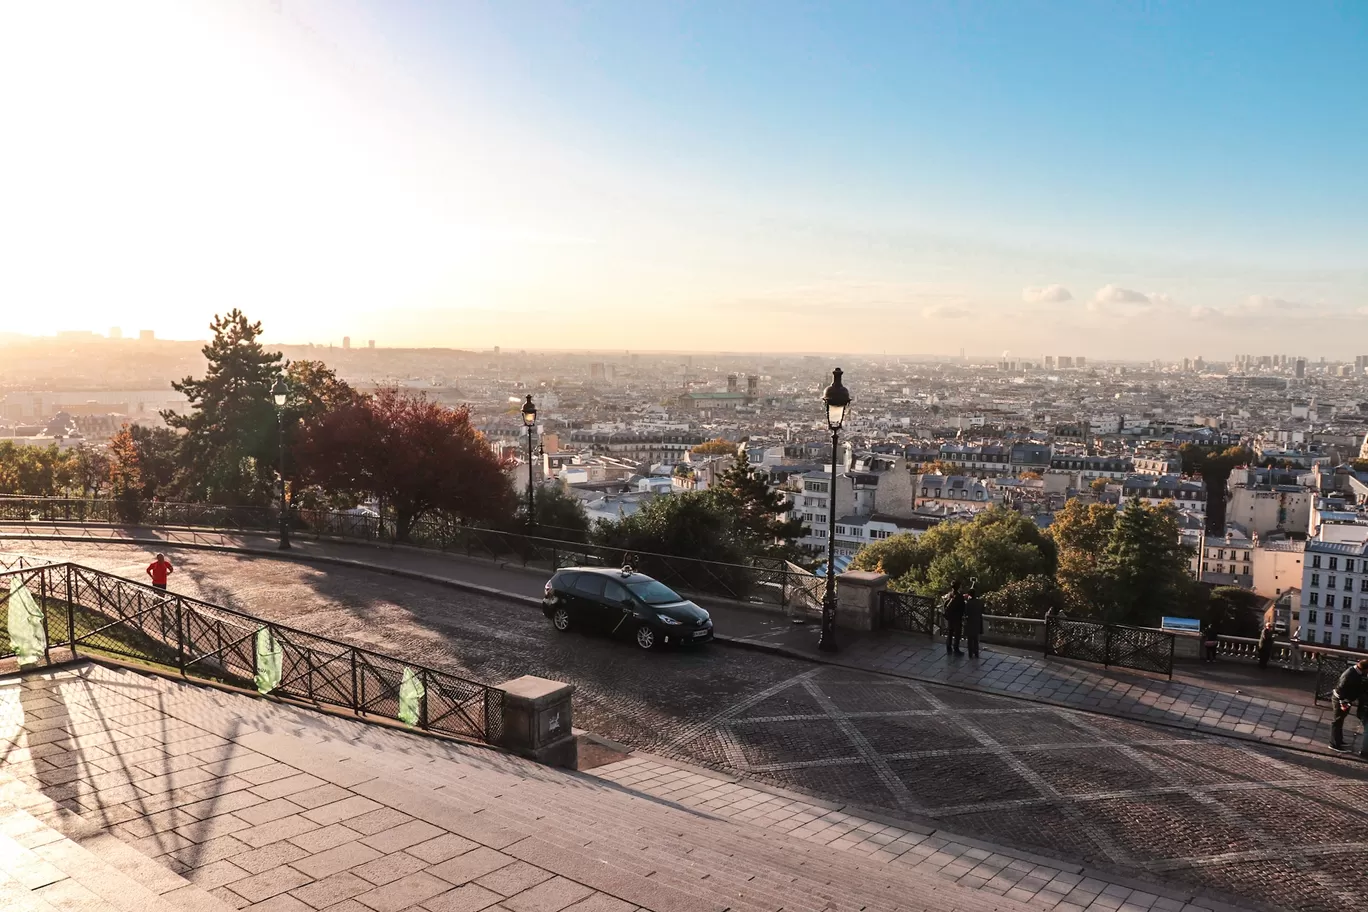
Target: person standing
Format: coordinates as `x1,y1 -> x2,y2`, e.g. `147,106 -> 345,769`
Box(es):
1202,621 -> 1219,662
965,583 -> 984,659
943,580 -> 966,657
1256,622 -> 1277,669
146,553 -> 174,592
1330,658 -> 1368,752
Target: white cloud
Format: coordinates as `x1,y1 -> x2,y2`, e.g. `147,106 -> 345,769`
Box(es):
1022,284 -> 1072,304
922,304 -> 972,319
1190,305 -> 1220,321
1243,294 -> 1302,312
1092,284 -> 1152,306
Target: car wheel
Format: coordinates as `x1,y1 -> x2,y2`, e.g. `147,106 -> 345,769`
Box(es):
634,623 -> 657,651
551,607 -> 572,632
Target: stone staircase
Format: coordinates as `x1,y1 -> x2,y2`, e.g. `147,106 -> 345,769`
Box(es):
0,781 -> 236,911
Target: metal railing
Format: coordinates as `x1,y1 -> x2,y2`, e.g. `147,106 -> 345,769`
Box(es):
0,495 -> 825,613
0,562 -> 504,745
982,614 -> 1045,648
1045,617 -> 1176,678
879,590 -> 938,635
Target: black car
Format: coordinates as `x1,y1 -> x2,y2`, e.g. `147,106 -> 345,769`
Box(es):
542,567 -> 714,650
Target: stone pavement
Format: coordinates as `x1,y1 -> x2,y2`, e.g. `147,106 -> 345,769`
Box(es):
0,526 -> 1342,759
0,662 -> 1252,912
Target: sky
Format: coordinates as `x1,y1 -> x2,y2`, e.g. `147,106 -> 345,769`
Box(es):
1,0 -> 1365,359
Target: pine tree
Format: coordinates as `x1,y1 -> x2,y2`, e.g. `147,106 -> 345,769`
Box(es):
163,310 -> 283,505
709,459 -> 806,558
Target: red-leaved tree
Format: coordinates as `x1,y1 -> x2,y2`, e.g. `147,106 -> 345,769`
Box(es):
296,389 -> 514,541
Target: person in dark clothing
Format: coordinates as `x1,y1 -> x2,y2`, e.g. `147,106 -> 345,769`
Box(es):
1330,658 -> 1368,752
1202,622 -> 1219,662
943,580 -> 966,657
1256,622 -> 1277,669
965,583 -> 984,659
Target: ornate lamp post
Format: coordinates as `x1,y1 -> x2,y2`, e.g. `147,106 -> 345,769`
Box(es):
521,395 -> 537,528
819,368 -> 851,653
272,377 -> 291,551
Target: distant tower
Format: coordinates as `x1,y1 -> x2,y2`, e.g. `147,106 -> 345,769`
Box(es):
1295,358 -> 1306,379
368,340 -> 375,349
342,336 -> 351,350
138,330 -> 155,342
727,374 -> 738,393
109,327 -> 122,340
746,376 -> 759,398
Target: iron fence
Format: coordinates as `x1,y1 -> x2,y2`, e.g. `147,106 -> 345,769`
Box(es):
0,562 -> 504,745
1045,617 -> 1175,678
1314,651 -> 1364,704
879,590 -> 938,636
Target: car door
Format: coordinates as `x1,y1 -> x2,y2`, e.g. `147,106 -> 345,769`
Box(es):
571,574 -> 610,629
600,579 -> 636,636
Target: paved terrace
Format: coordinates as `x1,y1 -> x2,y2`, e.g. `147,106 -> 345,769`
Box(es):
3,531 -> 1368,911
1,663 -> 1235,912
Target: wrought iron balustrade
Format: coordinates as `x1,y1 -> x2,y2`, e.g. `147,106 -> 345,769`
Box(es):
1045,617 -> 1175,678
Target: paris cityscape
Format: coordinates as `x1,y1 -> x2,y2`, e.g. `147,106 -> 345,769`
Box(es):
1,2 -> 1366,912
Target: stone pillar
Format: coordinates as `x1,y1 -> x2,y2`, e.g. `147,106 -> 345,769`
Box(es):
497,675 -> 577,769
835,570 -> 887,631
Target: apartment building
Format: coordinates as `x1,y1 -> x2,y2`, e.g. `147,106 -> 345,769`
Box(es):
1300,533 -> 1368,652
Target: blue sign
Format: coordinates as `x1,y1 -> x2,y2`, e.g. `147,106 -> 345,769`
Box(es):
1161,616 -> 1202,632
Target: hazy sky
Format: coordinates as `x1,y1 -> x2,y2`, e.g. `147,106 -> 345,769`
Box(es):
2,0 -> 1365,358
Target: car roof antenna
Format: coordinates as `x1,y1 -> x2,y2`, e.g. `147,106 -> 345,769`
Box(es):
621,555 -> 636,577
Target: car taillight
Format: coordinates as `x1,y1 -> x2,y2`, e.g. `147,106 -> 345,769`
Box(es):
544,582 -> 553,595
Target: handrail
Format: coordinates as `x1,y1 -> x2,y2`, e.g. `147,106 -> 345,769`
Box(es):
0,561 -> 505,744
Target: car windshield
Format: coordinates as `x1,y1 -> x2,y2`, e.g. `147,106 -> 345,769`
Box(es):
626,578 -> 682,605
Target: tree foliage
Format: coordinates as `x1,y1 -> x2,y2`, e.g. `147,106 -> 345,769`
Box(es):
1179,443 -> 1252,534
981,574 -> 1067,618
72,444 -> 110,498
1204,586 -> 1264,638
0,443 -> 74,496
107,428 -> 143,522
691,438 -> 739,456
164,310 -> 284,505
850,507 -> 1057,597
297,389 -> 513,541
523,484 -> 591,542
1052,498 -> 1199,625
707,459 -> 805,557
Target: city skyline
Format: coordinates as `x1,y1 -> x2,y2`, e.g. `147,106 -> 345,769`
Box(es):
2,0 -> 1364,357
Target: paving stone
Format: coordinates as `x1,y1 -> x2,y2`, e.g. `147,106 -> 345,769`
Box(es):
501,877 -> 594,912
353,871 -> 453,912
408,833 -> 479,865
290,870 -> 373,908
474,861 -> 553,897
421,883 -> 505,912
561,893 -> 639,912
229,865 -> 314,904
360,820 -> 446,855
352,851 -> 431,886
236,799 -> 308,827
228,839 -> 313,875
235,817 -> 320,850
302,797 -> 385,827
288,839 -> 385,880
429,848 -> 516,887
250,774 -> 329,801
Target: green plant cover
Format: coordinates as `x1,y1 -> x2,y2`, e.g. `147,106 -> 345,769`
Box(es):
254,627 -> 282,694
398,667 -> 425,727
7,578 -> 47,667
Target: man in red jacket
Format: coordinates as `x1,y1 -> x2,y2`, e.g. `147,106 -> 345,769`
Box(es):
146,553 -> 173,591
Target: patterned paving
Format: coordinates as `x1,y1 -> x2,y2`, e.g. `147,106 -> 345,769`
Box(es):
662,666 -> 1368,912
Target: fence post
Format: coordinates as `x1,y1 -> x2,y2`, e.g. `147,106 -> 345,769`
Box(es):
1167,634 -> 1175,680
39,570 -> 51,666
1103,625 -> 1112,669
420,669 -> 429,730
351,650 -> 362,714
66,565 -> 77,659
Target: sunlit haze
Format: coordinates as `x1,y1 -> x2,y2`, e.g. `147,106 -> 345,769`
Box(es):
2,0 -> 1365,357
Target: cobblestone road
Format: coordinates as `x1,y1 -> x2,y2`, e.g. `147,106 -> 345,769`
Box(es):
12,541 -> 1368,912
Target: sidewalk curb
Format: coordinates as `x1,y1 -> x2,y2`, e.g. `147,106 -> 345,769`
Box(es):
6,530 -> 1354,767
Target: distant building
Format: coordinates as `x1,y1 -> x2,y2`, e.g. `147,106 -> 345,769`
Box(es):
1300,531 -> 1368,651
1120,474 -> 1206,514
109,327 -> 122,340
1295,358 -> 1305,379
368,340 -> 376,349
1133,454 -> 1182,476
343,336 -> 351,350
138,330 -> 155,341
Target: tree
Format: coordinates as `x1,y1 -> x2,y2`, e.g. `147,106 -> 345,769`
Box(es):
590,492 -> 751,595
522,484 -> 590,542
1204,586 -> 1264,637
0,443 -> 72,496
1018,470 -> 1042,480
1089,477 -> 1111,494
72,444 -> 111,498
107,428 -> 143,522
1053,498 -> 1199,625
1179,443 -> 1251,534
850,507 -> 1057,597
164,310 -> 285,505
708,460 -> 805,557
127,426 -> 181,500
692,438 -> 739,456
297,389 -> 514,541
981,574 -> 1066,618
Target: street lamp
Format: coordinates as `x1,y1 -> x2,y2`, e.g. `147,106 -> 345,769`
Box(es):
272,377 -> 291,551
819,367 -> 851,653
521,395 -> 537,529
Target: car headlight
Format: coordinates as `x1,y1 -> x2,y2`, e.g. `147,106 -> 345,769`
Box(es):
658,616 -> 683,625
